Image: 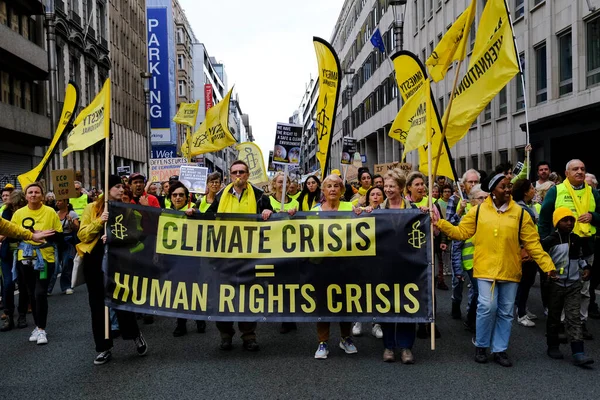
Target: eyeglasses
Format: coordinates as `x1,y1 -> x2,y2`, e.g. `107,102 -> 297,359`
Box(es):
209,181 -> 221,185
231,170 -> 248,175
171,192 -> 186,198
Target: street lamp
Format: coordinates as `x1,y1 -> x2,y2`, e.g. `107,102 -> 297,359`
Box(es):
44,0 -> 58,131
389,0 -> 407,161
344,69 -> 355,139
140,71 -> 152,176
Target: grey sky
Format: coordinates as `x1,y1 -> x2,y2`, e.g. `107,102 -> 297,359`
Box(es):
179,0 -> 344,168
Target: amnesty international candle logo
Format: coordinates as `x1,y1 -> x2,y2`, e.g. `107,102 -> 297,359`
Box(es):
111,214 -> 128,240
243,146 -> 258,170
408,220 -> 426,249
316,94 -> 330,142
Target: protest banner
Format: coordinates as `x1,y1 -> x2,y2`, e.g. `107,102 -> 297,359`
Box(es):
105,203 -> 433,323
117,166 -> 131,177
373,162 -> 413,175
272,123 -> 302,165
341,137 -> 357,165
50,169 -> 76,200
150,158 -> 187,183
179,165 -> 209,193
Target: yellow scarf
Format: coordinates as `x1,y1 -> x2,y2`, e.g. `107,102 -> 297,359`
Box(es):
217,182 -> 257,213
358,186 -> 370,197
565,182 -> 592,236
302,195 -> 316,211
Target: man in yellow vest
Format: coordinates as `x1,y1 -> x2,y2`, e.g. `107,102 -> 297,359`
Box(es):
539,159 -> 600,340
207,160 -> 273,352
69,181 -> 90,218
0,183 -> 15,215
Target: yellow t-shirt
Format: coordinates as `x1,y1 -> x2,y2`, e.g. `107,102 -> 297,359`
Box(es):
11,205 -> 63,262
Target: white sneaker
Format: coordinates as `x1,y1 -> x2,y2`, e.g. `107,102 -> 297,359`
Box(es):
526,309 -> 538,320
352,322 -> 362,336
314,342 -> 329,359
65,288 -> 74,295
29,327 -> 40,342
36,330 -> 48,345
371,323 -> 383,339
517,315 -> 536,327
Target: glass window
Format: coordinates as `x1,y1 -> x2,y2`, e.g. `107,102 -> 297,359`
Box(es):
459,158 -> 466,176
429,0 -> 433,17
587,16 -> 600,87
438,96 -> 444,113
413,0 -> 418,33
499,150 -> 508,165
516,53 -> 525,111
469,21 -> 476,52
485,153 -> 492,172
535,43 -> 547,103
559,31 -> 572,95
471,155 -> 478,170
515,0 -> 524,19
484,103 -> 491,121
498,87 -> 507,116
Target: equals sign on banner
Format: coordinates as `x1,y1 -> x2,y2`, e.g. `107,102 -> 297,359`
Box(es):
255,265 -> 275,278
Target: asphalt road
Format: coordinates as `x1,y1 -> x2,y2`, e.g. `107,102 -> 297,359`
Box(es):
2,277 -> 599,399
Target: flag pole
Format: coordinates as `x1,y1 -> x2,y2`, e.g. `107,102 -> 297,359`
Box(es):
104,129 -> 110,340
281,164 -> 289,212
503,0 -> 530,179
427,114 -> 436,351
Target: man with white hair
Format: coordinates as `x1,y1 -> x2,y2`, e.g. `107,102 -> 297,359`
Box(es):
539,159 -> 600,339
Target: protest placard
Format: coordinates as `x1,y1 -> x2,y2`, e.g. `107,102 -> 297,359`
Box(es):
51,169 -> 76,200
179,165 -> 209,193
272,123 -> 302,165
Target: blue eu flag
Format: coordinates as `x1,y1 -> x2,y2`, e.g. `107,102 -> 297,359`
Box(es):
370,28 -> 386,53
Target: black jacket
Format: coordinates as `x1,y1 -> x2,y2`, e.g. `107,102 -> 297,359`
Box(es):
207,184 -> 273,214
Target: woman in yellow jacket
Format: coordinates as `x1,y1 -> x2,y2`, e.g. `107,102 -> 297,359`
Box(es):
77,175 -> 147,365
433,173 -> 557,368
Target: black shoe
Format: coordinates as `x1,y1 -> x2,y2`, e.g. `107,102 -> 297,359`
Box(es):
475,347 -> 488,363
196,320 -> 206,333
173,322 -> 187,337
279,322 -> 297,334
572,353 -> 594,367
547,346 -> 564,360
451,302 -> 462,319
220,338 -> 233,351
243,339 -> 260,352
0,316 -> 14,332
143,315 -> 154,325
416,323 -> 428,339
134,332 -> 148,356
493,352 -> 512,367
94,349 -> 113,365
16,315 -> 27,329
582,322 -> 594,340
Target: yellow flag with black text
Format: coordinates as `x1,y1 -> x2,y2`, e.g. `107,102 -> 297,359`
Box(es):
443,0 -> 519,147
392,53 -> 455,180
62,79 -> 110,156
18,82 -> 79,187
236,142 -> 269,185
426,0 -> 476,82
389,79 -> 430,156
181,88 -> 236,157
173,100 -> 199,127
313,37 -> 341,180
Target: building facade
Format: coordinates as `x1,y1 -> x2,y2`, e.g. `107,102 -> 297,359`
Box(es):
0,0 -> 50,187
321,0 -> 600,179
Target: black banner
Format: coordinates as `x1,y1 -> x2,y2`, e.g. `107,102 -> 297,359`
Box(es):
104,203 -> 433,323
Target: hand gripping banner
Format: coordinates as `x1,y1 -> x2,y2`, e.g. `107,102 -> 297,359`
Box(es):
104,203 -> 433,323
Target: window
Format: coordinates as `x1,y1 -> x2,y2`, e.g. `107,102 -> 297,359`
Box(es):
499,150 -> 508,165
515,0 -> 524,19
587,16 -> 600,87
469,21 -> 476,52
429,0 -> 433,17
483,103 -> 491,121
178,80 -> 186,97
484,153 -> 492,172
421,48 -> 426,63
498,87 -> 507,116
437,33 -> 442,43
438,96 -> 444,113
413,0 -> 418,33
176,28 -> 184,44
559,31 -> 572,95
460,158 -> 466,175
535,43 -> 547,103
516,53 -> 525,111
177,54 -> 185,70
533,0 -> 544,5
471,155 -> 478,170
421,0 -> 425,25
429,41 -> 434,57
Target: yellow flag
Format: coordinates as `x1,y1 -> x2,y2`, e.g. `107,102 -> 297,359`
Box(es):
392,53 -> 455,180
62,79 -> 111,156
443,0 -> 519,148
389,79 -> 430,155
18,82 -> 79,188
173,100 -> 199,127
181,88 -> 236,157
313,37 -> 341,180
236,142 -> 269,185
426,0 -> 476,82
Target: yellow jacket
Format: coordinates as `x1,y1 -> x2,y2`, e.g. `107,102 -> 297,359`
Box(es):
0,217 -> 33,241
76,202 -> 104,257
436,197 -> 554,283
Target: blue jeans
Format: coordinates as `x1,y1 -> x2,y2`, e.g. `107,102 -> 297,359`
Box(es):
475,280 -> 518,353
381,323 -> 416,349
47,249 -> 74,294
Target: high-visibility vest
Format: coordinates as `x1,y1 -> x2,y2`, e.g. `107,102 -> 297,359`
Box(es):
69,194 -> 88,217
555,183 -> 596,237
461,238 -> 475,271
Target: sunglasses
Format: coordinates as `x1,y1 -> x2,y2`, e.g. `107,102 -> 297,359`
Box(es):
171,192 -> 186,198
231,170 -> 248,175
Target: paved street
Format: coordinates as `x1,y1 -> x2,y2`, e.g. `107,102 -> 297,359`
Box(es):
2,277 -> 599,399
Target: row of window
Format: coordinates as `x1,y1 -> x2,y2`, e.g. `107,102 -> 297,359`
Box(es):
0,1 -> 39,44
0,68 -> 42,114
